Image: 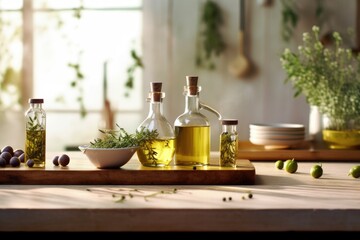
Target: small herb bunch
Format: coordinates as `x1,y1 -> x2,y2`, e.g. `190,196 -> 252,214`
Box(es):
280,26 -> 360,130
89,124 -> 158,148
196,0 -> 226,70
280,0 -> 325,42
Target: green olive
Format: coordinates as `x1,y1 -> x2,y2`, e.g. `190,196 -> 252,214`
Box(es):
310,164 -> 323,178
275,160 -> 284,170
284,159 -> 292,169
285,158 -> 298,173
348,165 -> 360,178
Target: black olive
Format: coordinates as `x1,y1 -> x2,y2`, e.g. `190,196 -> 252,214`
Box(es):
0,152 -> 12,164
13,149 -> 24,158
59,154 -> 70,167
0,157 -> 6,167
19,153 -> 25,163
26,159 -> 35,168
10,157 -> 20,167
1,146 -> 14,156
52,156 -> 59,166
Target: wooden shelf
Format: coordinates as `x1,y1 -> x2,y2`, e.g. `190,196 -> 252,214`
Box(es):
238,141 -> 360,161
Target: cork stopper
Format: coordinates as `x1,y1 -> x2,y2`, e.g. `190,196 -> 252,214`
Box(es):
151,82 -> 162,92
185,76 -> 200,95
149,82 -> 164,102
29,98 -> 44,104
221,119 -> 238,125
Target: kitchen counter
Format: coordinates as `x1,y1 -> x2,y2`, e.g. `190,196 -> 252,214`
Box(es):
0,151 -> 360,232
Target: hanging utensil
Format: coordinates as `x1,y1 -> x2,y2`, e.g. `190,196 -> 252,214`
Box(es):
228,0 -> 251,78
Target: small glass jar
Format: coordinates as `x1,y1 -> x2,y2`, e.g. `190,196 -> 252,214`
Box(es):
25,98 -> 46,168
219,119 -> 238,168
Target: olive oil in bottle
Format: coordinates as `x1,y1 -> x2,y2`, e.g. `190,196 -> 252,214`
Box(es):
137,138 -> 175,167
25,98 -> 46,168
137,82 -> 175,167
174,126 -> 210,165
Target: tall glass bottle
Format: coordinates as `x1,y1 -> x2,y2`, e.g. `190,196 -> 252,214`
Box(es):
174,76 -> 210,166
25,98 -> 46,168
137,82 -> 176,167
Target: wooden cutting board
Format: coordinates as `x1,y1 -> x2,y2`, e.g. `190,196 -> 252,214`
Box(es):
0,152 -> 255,185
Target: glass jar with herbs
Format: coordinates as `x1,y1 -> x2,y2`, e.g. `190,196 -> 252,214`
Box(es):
25,98 -> 46,168
219,119 -> 238,168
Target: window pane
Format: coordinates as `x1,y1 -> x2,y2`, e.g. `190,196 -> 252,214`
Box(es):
33,4 -> 143,150
34,0 -> 142,9
0,0 -> 22,10
34,9 -> 143,112
83,0 -> 142,8
0,10 -> 22,110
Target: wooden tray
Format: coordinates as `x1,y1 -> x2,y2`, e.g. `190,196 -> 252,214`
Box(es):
238,141 -> 360,161
0,152 -> 255,185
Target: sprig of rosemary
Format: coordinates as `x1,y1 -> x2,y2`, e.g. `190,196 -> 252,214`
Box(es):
27,115 -> 44,131
89,124 -> 158,148
86,188 -> 179,203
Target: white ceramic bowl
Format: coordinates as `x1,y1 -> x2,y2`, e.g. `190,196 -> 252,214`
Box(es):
250,123 -> 305,132
249,133 -> 305,140
249,123 -> 305,149
249,137 -> 304,146
78,145 -> 138,169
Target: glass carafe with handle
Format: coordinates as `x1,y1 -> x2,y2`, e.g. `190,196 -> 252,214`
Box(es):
174,75 -> 222,166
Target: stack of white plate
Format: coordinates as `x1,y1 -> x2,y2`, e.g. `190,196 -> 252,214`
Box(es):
249,123 -> 305,149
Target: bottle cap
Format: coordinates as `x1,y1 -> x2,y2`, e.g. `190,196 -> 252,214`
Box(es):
221,119 -> 238,125
29,98 -> 44,104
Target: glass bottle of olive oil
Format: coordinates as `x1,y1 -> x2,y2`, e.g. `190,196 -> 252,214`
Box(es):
137,82 -> 175,167
25,98 -> 46,168
174,76 -> 211,166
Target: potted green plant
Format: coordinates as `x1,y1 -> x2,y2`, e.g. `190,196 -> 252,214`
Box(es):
280,26 -> 360,149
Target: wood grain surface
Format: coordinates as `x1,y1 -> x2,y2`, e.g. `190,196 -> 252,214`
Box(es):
0,152 -> 255,185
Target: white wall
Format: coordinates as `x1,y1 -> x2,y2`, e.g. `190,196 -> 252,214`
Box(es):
142,0 -> 356,150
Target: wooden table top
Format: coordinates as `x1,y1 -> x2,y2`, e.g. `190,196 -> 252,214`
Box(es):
0,151 -> 360,232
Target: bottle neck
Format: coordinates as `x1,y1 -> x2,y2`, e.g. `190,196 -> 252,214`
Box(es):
30,103 -> 42,109
148,100 -> 163,116
222,124 -> 237,133
185,94 -> 200,112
